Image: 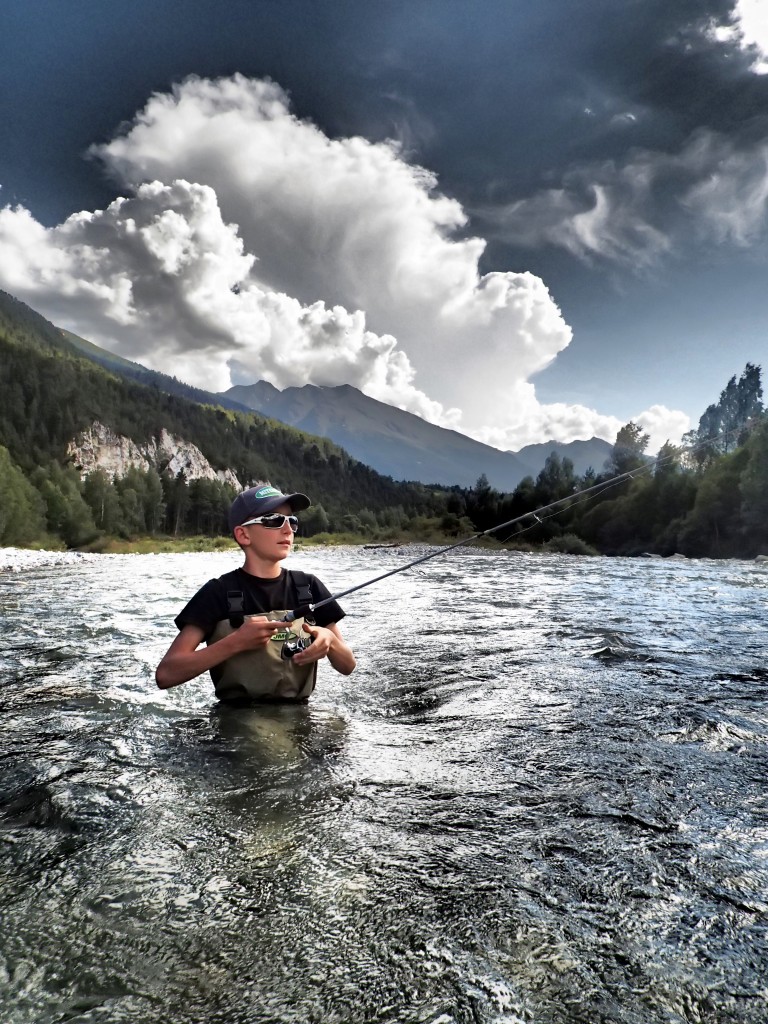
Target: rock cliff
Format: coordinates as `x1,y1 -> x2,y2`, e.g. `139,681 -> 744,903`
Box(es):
66,421 -> 242,490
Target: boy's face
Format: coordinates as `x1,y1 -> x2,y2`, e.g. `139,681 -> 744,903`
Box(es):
235,501 -> 296,561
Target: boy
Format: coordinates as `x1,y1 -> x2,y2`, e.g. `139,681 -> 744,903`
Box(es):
156,483 -> 356,702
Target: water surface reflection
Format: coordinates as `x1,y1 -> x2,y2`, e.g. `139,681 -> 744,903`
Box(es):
1,547 -> 767,1023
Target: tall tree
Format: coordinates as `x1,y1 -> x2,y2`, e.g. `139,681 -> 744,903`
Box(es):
739,418 -> 768,552
32,463 -> 98,548
734,362 -> 764,444
535,452 -> 576,504
0,446 -> 46,544
607,422 -> 649,477
83,469 -> 123,534
654,442 -> 683,478
687,363 -> 764,463
677,449 -> 749,557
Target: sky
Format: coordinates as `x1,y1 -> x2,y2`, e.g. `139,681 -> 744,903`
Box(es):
1,0 -> 767,455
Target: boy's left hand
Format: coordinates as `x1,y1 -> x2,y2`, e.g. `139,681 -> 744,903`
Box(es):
291,623 -> 334,665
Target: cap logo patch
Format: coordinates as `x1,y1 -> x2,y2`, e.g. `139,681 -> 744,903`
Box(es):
253,486 -> 281,499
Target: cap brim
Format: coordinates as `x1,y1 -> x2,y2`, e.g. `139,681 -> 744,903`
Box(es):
283,492 -> 311,512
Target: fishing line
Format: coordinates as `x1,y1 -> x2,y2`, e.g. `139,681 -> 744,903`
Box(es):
283,471 -> 638,620
283,428 -> 745,621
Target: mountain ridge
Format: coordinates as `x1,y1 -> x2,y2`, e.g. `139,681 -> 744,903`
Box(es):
1,286 -> 611,493
225,380 -> 612,490
0,287 -> 449,534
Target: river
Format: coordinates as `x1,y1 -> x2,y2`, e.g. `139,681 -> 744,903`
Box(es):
1,546 -> 767,1024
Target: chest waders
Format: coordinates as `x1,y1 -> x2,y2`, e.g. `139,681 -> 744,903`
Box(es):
207,573 -> 317,702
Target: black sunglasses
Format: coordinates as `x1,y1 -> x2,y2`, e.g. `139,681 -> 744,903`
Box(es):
239,513 -> 299,532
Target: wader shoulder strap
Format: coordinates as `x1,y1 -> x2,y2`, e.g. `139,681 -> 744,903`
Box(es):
227,590 -> 245,629
226,572 -> 313,629
289,571 -> 314,615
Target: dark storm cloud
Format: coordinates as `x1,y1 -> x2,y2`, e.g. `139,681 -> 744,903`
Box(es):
0,0 -> 763,450
336,0 -> 768,207
2,0 -> 762,223
379,0 -> 768,273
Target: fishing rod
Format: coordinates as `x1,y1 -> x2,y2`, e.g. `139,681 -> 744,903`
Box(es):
283,438 -> 693,623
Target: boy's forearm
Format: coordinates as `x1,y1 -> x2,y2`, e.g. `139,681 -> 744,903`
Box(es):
156,634 -> 237,689
328,636 -> 356,676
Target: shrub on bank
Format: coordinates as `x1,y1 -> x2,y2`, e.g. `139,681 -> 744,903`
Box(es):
543,533 -> 599,556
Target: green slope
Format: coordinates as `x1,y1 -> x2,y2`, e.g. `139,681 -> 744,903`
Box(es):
0,289 -> 448,523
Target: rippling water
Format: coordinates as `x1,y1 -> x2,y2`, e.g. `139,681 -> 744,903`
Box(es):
1,546 -> 767,1024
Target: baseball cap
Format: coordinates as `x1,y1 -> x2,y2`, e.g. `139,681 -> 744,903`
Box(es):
228,484 -> 311,532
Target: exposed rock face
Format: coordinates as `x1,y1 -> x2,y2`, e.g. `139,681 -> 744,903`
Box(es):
67,421 -> 242,490
68,422 -> 149,479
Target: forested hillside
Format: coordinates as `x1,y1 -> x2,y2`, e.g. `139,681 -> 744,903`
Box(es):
1,288 -> 766,559
0,291 -> 451,547
456,367 -> 768,559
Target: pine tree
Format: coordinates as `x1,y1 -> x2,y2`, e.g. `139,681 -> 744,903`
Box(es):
0,446 -> 46,544
606,423 -> 649,476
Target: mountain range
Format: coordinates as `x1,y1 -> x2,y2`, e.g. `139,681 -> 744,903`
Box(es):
58,316 -> 613,491
4,286 -> 611,492
225,381 -> 611,490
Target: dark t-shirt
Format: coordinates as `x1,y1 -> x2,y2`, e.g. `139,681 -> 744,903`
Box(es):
174,567 -> 345,640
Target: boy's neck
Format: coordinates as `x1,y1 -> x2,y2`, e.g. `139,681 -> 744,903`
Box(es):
241,552 -> 283,579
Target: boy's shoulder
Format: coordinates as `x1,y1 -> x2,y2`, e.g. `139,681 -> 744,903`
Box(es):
206,567 -> 316,594
212,568 -> 244,588
192,569 -> 241,598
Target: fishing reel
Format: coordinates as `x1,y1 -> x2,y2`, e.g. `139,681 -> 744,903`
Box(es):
281,635 -> 314,660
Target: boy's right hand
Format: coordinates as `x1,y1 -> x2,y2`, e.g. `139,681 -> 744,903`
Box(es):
232,615 -> 285,651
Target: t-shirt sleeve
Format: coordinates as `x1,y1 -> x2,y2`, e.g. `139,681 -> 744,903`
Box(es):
174,578 -> 226,637
308,575 -> 345,628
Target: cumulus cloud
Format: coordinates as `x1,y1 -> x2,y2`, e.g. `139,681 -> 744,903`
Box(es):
470,383 -> 688,455
90,76 -> 574,419
634,405 -> 692,456
711,0 -> 768,73
472,382 -> 624,451
0,73 -> 687,451
0,179 -> 448,416
486,128 -> 768,267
